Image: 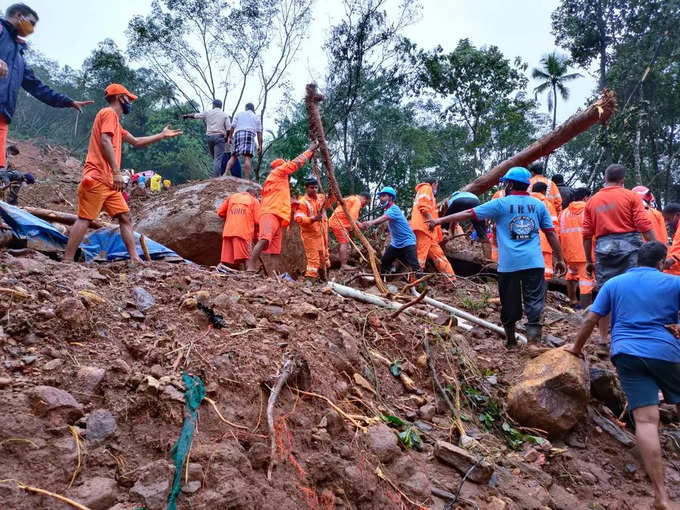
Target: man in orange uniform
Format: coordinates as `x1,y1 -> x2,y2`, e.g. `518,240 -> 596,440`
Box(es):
294,177 -> 333,279
216,188 -> 260,270
662,203 -> 680,275
246,141 -> 318,272
329,192 -> 371,269
633,186 -> 668,245
529,162 -> 562,215
531,182 -> 560,281
558,187 -> 593,308
64,84 -> 182,262
410,179 -> 455,277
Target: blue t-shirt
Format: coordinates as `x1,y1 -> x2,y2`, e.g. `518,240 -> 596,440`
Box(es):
448,191 -> 478,207
590,267 -> 680,362
385,204 -> 416,248
472,193 -> 553,272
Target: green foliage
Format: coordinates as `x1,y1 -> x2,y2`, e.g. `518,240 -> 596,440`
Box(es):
532,52 -> 582,129
397,427 -> 422,450
380,414 -> 406,427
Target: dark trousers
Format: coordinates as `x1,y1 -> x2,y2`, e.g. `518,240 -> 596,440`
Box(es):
0,169 -> 22,205
206,134 -> 226,177
497,268 -> 546,328
444,196 -> 487,239
381,244 -> 422,276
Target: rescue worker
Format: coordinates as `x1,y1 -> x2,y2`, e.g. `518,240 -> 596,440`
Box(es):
329,192 -> 371,269
0,4 -> 93,169
246,141 -> 318,272
633,186 -> 667,245
64,84 -> 183,262
0,169 -> 33,204
410,179 -> 455,277
662,203 -> 680,275
530,181 -> 560,281
430,168 -> 566,346
529,162 -> 562,215
294,176 -> 332,279
444,188 -> 492,259
216,188 -> 260,270
583,164 -> 656,342
358,186 -> 421,278
150,173 -> 162,193
559,187 -> 594,308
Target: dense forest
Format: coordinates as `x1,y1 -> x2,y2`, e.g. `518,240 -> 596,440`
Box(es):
10,0 -> 680,209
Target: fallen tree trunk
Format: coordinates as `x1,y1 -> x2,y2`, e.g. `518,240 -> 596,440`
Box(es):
22,206 -> 110,229
305,83 -> 389,295
462,89 -> 618,195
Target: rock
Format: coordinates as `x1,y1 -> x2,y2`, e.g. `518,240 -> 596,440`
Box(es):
86,409 -> 117,443
187,462 -> 203,481
507,348 -> 589,436
419,403 -> 436,421
324,410 -> 345,438
128,309 -> 146,321
367,424 -> 400,464
625,463 -> 637,474
247,442 -> 270,470
132,286 -> 156,311
0,377 -> 10,387
76,366 -> 106,399
130,460 -> 175,510
21,355 -> 36,365
549,484 -> 580,510
590,367 -> 626,415
589,408 -> 634,447
161,384 -> 185,402
37,306 -> 56,319
402,471 -> 430,499
28,385 -> 83,425
55,297 -> 88,327
486,496 -> 508,510
73,477 -> 118,510
545,334 -> 566,347
182,480 -> 201,494
43,358 -> 63,371
138,268 -> 162,279
434,441 -> 494,484
293,302 -> 319,319
212,293 -> 234,309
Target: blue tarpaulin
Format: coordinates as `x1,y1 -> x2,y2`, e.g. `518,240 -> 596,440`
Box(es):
0,201 -> 181,262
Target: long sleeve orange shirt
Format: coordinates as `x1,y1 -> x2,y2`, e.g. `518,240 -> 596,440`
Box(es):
582,186 -> 653,239
410,182 -> 443,241
329,195 -> 362,230
559,200 -> 587,263
259,150 -> 312,226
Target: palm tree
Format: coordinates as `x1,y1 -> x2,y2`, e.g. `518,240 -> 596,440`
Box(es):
532,52 -> 582,130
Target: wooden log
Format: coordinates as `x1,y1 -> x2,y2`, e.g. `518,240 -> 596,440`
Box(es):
21,206 -> 110,229
462,89 -> 618,195
305,83 -> 389,295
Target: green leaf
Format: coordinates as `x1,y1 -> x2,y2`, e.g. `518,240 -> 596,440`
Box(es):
389,361 -> 402,377
398,427 -> 422,449
380,414 -> 405,427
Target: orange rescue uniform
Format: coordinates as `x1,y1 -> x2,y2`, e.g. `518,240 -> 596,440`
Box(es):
410,183 -> 454,276
646,207 -> 668,245
217,192 -> 260,264
665,224 -> 680,276
329,195 -> 363,243
530,175 -> 562,216
531,192 -> 559,281
78,107 -> 130,220
294,193 -> 332,278
559,201 -> 593,296
258,150 -> 312,254
582,186 -> 653,240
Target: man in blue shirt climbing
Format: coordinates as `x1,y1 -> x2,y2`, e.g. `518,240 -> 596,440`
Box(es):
0,4 -> 93,169
359,186 -> 421,279
430,167 -> 566,346
565,241 -> 680,510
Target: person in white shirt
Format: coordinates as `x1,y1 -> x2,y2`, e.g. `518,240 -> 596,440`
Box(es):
183,99 -> 231,177
225,102 -> 262,180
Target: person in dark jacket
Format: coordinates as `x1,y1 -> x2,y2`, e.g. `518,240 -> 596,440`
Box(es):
0,4 -> 93,168
552,174 -> 574,208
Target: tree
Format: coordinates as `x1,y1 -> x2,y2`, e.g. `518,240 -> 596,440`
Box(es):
532,52 -> 581,130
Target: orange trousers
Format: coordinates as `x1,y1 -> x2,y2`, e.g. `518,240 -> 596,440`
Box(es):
301,231 -> 329,278
566,261 -> 593,295
415,231 -> 454,276
543,252 -> 553,281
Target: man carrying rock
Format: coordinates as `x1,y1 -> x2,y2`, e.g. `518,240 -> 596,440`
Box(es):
64,84 -> 182,262
216,188 -> 260,271
565,241 -> 680,510
246,141 -> 318,273
430,167 -> 566,346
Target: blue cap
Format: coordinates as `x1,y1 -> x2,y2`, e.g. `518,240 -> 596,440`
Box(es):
500,167 -> 531,185
23,172 -> 35,184
378,186 -> 397,199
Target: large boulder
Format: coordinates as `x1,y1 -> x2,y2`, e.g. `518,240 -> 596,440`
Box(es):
507,348 -> 589,436
134,176 -> 305,274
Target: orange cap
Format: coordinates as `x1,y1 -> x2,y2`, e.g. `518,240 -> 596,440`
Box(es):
104,83 -> 138,101
271,158 -> 285,169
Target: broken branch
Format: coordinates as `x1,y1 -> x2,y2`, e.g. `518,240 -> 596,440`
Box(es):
390,288 -> 429,319
267,359 -> 294,481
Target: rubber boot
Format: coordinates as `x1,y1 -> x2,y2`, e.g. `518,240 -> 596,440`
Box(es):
504,323 -> 517,348
526,324 -> 543,344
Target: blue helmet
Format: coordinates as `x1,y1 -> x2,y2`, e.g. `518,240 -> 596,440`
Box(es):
500,167 -> 531,185
378,186 -> 397,199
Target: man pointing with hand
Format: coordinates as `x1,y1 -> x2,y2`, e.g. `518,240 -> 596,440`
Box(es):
64,83 -> 182,262
0,3 -> 94,168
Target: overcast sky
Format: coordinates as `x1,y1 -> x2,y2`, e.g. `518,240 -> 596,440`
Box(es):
25,0 -> 597,125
